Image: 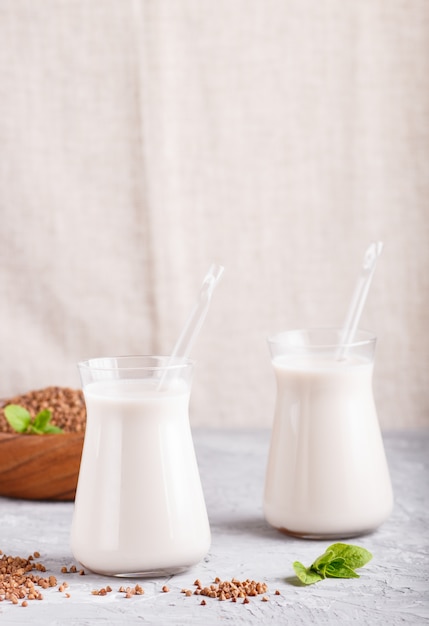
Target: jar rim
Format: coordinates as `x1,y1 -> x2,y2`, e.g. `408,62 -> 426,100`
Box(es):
77,355 -> 195,372
267,327 -> 376,349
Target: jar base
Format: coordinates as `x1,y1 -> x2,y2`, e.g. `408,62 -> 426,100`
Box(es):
113,565 -> 190,578
275,525 -> 375,540
81,565 -> 192,578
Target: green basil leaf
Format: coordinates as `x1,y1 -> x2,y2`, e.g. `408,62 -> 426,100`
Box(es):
33,409 -> 52,431
28,425 -> 45,435
4,405 -> 31,433
312,549 -> 335,573
293,561 -> 323,585
319,556 -> 346,578
327,543 -> 373,569
325,559 -> 360,579
43,424 -> 64,434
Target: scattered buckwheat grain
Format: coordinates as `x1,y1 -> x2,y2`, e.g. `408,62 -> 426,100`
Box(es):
0,550 -> 59,606
194,578 -> 268,603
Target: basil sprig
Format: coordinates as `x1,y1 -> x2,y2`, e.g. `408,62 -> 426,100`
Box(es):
4,404 -> 63,435
293,543 -> 373,585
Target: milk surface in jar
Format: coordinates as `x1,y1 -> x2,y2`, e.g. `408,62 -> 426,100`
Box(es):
71,356 -> 211,576
264,329 -> 393,539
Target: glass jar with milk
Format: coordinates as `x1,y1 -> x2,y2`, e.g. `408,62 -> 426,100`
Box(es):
264,328 -> 393,539
71,356 -> 210,576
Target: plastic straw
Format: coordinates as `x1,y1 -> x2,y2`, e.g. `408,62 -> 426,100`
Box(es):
337,241 -> 383,359
158,263 -> 224,387
170,262 -> 224,359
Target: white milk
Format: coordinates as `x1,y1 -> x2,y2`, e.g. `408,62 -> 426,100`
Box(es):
264,355 -> 393,538
71,379 -> 210,575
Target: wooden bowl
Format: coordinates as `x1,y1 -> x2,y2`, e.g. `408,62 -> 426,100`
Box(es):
0,432 -> 84,501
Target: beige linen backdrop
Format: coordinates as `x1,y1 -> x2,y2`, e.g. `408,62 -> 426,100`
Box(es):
0,1 -> 428,429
